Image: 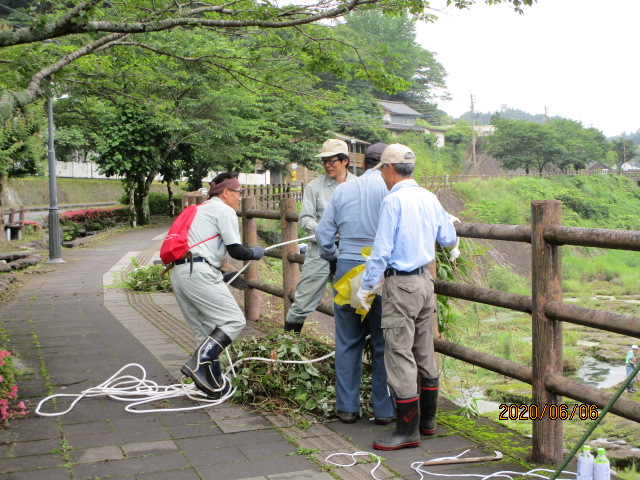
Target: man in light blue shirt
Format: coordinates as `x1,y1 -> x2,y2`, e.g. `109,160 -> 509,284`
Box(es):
316,142 -> 394,425
358,144 -> 457,451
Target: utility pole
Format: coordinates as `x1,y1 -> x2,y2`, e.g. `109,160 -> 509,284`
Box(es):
543,106 -> 548,124
470,93 -> 477,167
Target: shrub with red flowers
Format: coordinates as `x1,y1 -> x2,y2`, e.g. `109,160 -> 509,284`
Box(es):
59,206 -> 128,224
57,206 -> 128,241
23,220 -> 42,235
0,350 -> 28,427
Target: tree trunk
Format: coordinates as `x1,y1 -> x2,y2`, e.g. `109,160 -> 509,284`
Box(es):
127,183 -> 137,228
166,180 -> 175,217
0,173 -> 5,242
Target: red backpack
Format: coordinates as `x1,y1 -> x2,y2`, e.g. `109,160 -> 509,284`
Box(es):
160,204 -> 219,265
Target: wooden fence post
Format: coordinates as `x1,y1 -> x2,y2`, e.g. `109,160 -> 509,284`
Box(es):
281,197 -> 300,320
427,259 -> 439,370
242,197 -> 260,322
531,200 -> 563,464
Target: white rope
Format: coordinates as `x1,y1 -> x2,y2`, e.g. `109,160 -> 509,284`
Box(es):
35,345 -> 335,416
225,234 -> 315,285
410,463 -> 577,480
324,450 -> 577,480
325,451 -> 383,480
37,235 -> 320,416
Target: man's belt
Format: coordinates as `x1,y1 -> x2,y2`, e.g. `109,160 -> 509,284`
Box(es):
174,256 -> 207,266
384,266 -> 426,278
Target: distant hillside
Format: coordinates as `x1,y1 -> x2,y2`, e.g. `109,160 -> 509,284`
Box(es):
457,107 -> 567,126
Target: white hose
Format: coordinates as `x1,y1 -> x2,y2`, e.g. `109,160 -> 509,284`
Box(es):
324,450 -> 578,480
36,343 -> 335,416
225,234 -> 315,285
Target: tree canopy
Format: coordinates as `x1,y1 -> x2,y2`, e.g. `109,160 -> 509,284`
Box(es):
486,118 -> 614,175
0,0 -> 534,121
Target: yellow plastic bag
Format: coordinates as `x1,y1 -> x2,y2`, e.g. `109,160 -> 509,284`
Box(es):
333,247 -> 380,321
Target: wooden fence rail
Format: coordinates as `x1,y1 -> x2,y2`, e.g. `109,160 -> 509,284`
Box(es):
236,198 -> 640,465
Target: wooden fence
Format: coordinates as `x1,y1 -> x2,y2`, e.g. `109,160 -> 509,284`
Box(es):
236,197 -> 640,465
180,183 -> 302,212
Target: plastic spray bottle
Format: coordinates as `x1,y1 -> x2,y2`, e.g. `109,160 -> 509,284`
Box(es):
576,445 -> 594,480
593,448 -> 610,480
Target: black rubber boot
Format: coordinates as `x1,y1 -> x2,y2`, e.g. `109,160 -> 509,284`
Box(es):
284,321 -> 303,334
419,376 -> 439,435
373,396 -> 420,451
181,328 -> 232,398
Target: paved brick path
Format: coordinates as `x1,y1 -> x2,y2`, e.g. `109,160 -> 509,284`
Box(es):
0,225 -> 527,479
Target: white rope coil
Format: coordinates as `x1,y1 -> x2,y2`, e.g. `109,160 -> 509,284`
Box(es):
36,347 -> 335,416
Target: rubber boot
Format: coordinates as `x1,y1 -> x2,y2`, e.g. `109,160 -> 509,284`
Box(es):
419,376 -> 439,435
181,328 -> 232,398
373,396 -> 420,451
284,321 -> 303,334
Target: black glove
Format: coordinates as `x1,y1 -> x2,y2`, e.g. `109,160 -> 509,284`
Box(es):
250,246 -> 266,260
329,259 -> 337,277
222,271 -> 248,290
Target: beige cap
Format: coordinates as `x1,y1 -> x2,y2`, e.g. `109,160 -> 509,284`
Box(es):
315,138 -> 349,158
372,143 -> 416,170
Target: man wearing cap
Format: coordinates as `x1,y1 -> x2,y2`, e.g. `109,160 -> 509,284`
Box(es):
357,144 -> 457,451
284,139 -> 357,333
625,345 -> 638,393
315,142 -> 395,425
172,172 -> 266,398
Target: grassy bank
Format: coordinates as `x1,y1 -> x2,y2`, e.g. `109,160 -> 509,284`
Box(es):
3,177 -> 183,208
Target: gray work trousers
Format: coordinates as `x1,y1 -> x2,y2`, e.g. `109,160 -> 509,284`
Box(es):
285,242 -> 330,325
170,262 -> 246,343
381,270 -> 437,399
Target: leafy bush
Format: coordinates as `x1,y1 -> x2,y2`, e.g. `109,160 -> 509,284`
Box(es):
228,333 -> 371,417
22,220 -> 41,235
59,206 -> 127,240
148,192 -> 171,215
117,258 -> 172,293
60,206 -> 128,224
0,350 -> 28,426
119,191 -> 171,215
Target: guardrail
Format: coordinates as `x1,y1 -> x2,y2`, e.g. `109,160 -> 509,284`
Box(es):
236,197 -> 640,464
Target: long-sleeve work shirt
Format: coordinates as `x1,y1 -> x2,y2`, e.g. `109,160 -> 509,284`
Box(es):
361,179 -> 457,290
316,170 -> 388,261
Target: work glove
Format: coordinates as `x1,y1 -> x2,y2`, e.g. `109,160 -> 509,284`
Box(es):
222,271 -> 248,290
448,213 -> 461,224
356,287 -> 375,313
328,259 -> 337,277
250,246 -> 266,260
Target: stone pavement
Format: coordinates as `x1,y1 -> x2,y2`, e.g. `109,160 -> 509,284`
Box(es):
0,224 -> 529,480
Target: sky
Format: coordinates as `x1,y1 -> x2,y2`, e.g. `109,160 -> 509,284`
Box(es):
415,0 -> 639,137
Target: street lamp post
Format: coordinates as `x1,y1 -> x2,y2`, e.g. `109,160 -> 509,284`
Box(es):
46,96 -> 64,263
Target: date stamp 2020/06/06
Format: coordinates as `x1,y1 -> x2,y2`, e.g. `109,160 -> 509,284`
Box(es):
498,403 -> 599,420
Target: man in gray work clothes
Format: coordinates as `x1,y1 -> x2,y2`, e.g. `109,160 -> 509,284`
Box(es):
284,138 -> 357,333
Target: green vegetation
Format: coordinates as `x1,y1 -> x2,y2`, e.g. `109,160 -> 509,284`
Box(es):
228,333 -> 363,418
450,173 -> 640,466
114,259 -> 172,293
